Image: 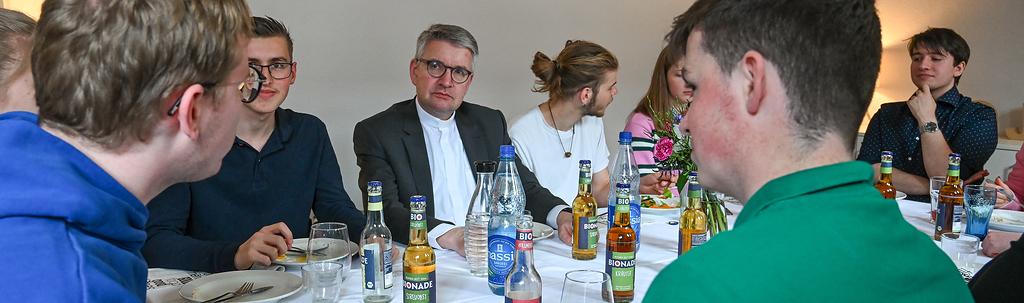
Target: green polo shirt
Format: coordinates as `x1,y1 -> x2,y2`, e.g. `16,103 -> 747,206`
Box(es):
644,161 -> 972,302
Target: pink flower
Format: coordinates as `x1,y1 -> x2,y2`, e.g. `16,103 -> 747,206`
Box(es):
653,137 -> 674,162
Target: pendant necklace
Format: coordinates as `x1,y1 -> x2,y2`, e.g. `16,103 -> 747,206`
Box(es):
547,102 -> 575,158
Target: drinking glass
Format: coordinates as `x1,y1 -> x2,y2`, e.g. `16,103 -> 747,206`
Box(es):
560,270 -> 613,303
929,176 -> 946,223
940,233 -> 980,272
309,222 -> 352,281
303,261 -> 344,303
964,184 -> 996,239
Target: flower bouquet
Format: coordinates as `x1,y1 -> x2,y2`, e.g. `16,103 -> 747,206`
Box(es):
648,98 -> 729,237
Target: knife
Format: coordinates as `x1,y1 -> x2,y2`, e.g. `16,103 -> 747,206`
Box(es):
213,285 -> 274,303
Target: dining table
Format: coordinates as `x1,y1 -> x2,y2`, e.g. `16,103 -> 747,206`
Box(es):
146,197 -> 992,303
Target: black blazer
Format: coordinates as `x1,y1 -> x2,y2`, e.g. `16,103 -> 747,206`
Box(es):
353,98 -> 566,244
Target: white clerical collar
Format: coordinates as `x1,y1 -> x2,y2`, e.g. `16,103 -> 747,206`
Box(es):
414,97 -> 456,129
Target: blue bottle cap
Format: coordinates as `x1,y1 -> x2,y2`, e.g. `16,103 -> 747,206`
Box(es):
688,171 -> 698,177
618,131 -> 632,144
950,152 -> 961,158
410,195 -> 426,202
616,183 -> 630,189
579,159 -> 591,164
881,151 -> 893,156
500,145 -> 515,159
368,180 -> 382,187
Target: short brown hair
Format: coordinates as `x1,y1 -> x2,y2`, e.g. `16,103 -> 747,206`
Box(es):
633,46 -> 684,131
33,0 -> 252,148
0,8 -> 35,86
907,27 -> 970,85
531,40 -> 618,101
667,0 -> 881,149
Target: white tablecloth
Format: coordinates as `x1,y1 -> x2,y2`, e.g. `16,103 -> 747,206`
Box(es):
147,198 -> 990,302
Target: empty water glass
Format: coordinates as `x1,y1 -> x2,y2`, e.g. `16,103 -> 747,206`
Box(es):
309,222 -> 352,281
940,233 -> 979,272
964,184 -> 996,239
303,261 -> 344,303
560,270 -> 613,303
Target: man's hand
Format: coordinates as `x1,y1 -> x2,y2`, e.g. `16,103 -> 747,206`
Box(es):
234,222 -> 293,270
982,231 -> 1021,257
437,227 -> 466,256
907,83 -> 937,124
556,211 -> 573,246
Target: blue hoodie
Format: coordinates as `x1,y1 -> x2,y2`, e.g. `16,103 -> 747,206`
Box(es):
0,112 -> 149,302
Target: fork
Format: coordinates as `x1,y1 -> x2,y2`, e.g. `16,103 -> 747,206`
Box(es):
202,282 -> 253,303
288,244 -> 329,256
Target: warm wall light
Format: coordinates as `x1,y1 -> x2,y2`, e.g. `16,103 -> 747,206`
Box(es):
2,0 -> 43,19
860,91 -> 897,133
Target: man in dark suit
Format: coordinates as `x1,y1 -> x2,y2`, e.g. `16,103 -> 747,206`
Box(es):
353,24 -> 573,255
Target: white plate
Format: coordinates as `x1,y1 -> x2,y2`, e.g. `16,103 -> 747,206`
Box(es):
179,270 -> 302,303
273,238 -> 358,267
640,194 -> 680,216
895,191 -> 908,201
990,209 -> 1024,233
533,222 -> 555,240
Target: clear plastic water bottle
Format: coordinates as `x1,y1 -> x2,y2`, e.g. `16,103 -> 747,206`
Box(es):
465,161 -> 496,277
488,145 -> 525,295
607,131 -> 641,246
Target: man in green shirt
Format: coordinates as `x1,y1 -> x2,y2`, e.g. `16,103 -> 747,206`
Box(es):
645,0 -> 973,302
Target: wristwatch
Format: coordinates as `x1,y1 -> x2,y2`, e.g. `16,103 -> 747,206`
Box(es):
920,121 -> 938,134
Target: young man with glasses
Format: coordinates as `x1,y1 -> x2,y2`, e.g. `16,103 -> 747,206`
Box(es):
354,24 -> 575,255
143,16 -> 366,273
0,0 -> 253,301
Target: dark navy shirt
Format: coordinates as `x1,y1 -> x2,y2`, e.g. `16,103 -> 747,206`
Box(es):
857,86 -> 997,183
143,108 -> 366,273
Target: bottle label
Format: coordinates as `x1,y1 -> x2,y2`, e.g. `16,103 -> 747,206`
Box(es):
410,212 -> 426,231
691,233 -> 707,247
362,245 -> 378,290
516,229 -> 534,251
579,170 -> 592,185
367,201 -> 383,211
576,216 -> 598,250
488,234 -> 515,286
880,164 -> 892,174
616,196 -> 630,213
947,167 -> 960,178
403,271 -> 436,303
937,201 -> 962,232
607,251 -> 635,292
505,297 -> 541,303
382,247 -> 393,288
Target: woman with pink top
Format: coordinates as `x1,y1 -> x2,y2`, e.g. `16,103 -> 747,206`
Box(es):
624,46 -> 693,195
989,145 -> 1024,211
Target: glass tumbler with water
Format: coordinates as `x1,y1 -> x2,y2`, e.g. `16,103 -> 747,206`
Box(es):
309,222 -> 352,280
964,184 -> 996,239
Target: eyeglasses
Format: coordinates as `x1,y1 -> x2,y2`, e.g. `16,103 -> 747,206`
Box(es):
250,62 -> 295,80
167,65 -> 265,116
415,58 -> 473,84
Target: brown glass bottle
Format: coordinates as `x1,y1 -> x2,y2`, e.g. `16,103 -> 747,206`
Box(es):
934,153 -> 964,240
605,183 -> 635,302
875,151 -> 897,199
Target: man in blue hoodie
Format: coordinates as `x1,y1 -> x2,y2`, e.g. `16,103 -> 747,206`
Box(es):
0,0 -> 255,301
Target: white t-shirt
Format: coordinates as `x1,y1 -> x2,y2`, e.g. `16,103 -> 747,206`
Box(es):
509,106 -> 610,204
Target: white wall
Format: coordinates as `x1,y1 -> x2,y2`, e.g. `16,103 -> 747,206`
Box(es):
248,0 -> 1024,204
248,0 -> 694,204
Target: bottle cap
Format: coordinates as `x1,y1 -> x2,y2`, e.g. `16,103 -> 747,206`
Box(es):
618,131 -> 633,144
410,195 -> 426,203
368,180 -> 382,188
499,145 -> 515,159
579,159 -> 591,165
616,183 -> 630,189
474,161 -> 497,173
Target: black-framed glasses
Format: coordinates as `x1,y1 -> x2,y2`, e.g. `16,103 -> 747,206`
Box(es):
250,62 -> 295,80
415,58 -> 473,84
167,65 -> 265,116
